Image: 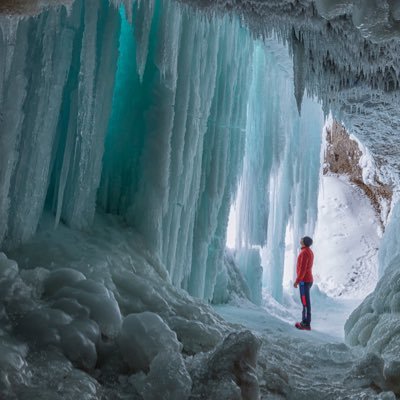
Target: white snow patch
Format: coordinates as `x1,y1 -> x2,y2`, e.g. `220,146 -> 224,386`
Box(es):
314,175 -> 381,299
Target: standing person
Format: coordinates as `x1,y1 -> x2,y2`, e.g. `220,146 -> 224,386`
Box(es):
294,236 -> 314,331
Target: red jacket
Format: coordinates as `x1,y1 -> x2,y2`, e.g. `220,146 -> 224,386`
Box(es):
295,246 -> 314,284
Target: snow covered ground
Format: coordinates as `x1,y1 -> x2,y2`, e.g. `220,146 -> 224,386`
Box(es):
313,175 -> 381,299
214,173 -> 390,398
214,292 -> 395,399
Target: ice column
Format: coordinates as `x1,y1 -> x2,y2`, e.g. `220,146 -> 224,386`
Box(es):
99,1 -> 254,300
0,1 -> 120,249
233,41 -> 324,302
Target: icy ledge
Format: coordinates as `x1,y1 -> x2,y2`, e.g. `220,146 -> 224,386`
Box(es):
0,214 -> 261,399
345,200 -> 400,395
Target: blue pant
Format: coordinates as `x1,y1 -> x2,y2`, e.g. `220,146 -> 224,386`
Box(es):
299,282 -> 312,326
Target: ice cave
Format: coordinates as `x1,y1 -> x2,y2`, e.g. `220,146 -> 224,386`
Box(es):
1,0 -> 400,398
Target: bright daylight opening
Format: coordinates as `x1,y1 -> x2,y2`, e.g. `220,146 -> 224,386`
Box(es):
226,117 -> 387,340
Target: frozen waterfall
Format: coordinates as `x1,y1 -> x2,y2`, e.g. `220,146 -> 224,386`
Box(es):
2,0 -> 400,398
0,0 -> 323,303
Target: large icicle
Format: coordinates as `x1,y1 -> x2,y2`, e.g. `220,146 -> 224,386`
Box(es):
0,0 -> 323,303
0,1 -> 121,248
99,2 -> 254,301
232,41 -> 324,302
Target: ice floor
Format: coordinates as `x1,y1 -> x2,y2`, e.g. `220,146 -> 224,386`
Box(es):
214,294 -> 394,399
215,289 -> 362,342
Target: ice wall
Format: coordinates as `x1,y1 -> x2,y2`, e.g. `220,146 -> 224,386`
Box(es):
0,0 -> 250,302
345,199 -> 400,394
0,0 -> 324,303
0,0 -> 121,248
98,1 -> 255,301
232,43 -> 323,302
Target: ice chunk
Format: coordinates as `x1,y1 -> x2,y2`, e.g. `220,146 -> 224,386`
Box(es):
212,250 -> 251,305
140,351 -> 192,400
0,337 -> 28,394
379,200 -> 400,276
314,0 -> 353,19
16,304 -> 100,370
52,279 -> 122,338
60,318 -> 100,370
43,268 -> 86,297
0,252 -> 18,281
345,250 -> 400,394
346,353 -> 386,392
167,316 -> 223,354
17,308 -> 73,347
189,330 -> 261,400
118,312 -> 182,372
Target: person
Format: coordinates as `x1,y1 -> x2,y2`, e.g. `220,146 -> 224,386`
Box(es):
294,236 -> 314,331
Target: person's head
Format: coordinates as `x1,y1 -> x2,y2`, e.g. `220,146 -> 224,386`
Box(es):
301,236 -> 313,247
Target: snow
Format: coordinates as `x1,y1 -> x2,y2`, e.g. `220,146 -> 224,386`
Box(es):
214,295 -> 398,399
313,175 -> 381,298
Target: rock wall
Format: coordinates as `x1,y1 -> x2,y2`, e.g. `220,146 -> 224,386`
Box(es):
324,121 -> 393,228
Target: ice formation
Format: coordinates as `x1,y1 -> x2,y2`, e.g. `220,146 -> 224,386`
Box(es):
0,215 -> 261,398
344,200 -> 400,395
1,0 -> 400,398
0,0 -> 324,305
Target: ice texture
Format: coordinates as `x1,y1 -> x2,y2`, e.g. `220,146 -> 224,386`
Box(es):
0,0 -> 324,304
0,215 -> 260,399
212,249 -> 252,305
188,330 -> 261,400
226,41 -> 323,302
178,0 -> 400,185
140,351 -> 192,400
118,311 -> 182,371
0,1 -> 121,248
2,0 -> 400,397
236,249 -> 263,306
345,202 -> 400,394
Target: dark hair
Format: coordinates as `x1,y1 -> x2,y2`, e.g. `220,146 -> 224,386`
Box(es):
303,236 -> 313,247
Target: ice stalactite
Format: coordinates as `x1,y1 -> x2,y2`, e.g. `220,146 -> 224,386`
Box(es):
231,42 -> 324,302
0,1 -> 121,249
99,1 -> 254,301
0,0 -> 323,305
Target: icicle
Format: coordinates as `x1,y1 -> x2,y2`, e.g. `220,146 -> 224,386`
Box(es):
134,0 -> 155,82
291,29 -> 305,115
